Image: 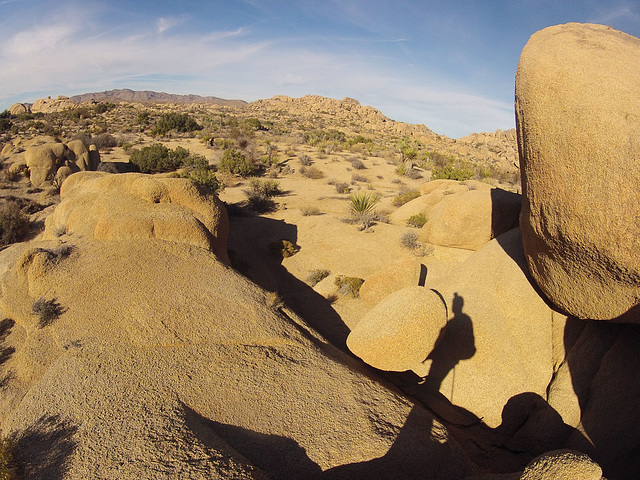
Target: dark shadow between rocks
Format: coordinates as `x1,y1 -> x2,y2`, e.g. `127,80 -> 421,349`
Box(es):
12,415 -> 78,480
226,207 -> 352,351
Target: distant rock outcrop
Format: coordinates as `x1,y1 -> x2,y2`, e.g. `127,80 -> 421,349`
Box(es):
8,103 -> 29,115
31,95 -> 77,113
516,23 -> 640,322
70,89 -> 248,107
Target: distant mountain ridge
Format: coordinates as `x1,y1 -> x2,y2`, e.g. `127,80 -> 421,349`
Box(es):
70,89 -> 247,107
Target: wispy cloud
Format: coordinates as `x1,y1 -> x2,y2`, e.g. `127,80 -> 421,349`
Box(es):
590,4 -> 640,25
156,15 -> 188,34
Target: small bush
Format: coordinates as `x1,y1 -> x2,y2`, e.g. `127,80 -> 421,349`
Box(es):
31,297 -> 64,327
0,201 -> 30,248
351,173 -> 368,183
300,206 -> 322,216
299,154 -> 312,166
392,189 -> 420,206
334,275 -> 364,298
350,158 -> 365,169
405,168 -> 423,179
307,269 -> 330,286
400,231 -> 420,250
406,213 -> 427,228
91,133 -> 118,149
300,166 -> 325,179
181,167 -> 221,193
218,148 -> 257,176
334,182 -> 350,194
244,178 -> 283,212
269,239 -> 300,258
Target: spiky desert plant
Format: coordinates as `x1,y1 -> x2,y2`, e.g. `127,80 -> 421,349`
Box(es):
348,192 -> 379,216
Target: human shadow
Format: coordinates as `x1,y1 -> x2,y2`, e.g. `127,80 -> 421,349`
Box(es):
226,206 -> 352,351
11,414 -> 78,480
418,292 -> 476,396
183,402 -> 474,480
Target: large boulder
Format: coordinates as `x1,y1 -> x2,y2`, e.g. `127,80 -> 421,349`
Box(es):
66,139 -> 91,171
43,172 -> 230,264
8,103 -> 29,115
347,286 -> 447,372
419,188 -> 521,251
515,23 -> 640,321
24,142 -> 68,186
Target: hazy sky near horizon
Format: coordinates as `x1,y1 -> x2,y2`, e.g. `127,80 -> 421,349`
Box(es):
1,1 -> 639,137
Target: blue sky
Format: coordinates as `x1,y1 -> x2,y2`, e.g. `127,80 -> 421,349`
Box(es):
1,1 -> 639,137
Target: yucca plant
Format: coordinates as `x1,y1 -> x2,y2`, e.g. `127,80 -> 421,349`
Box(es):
348,192 -> 379,216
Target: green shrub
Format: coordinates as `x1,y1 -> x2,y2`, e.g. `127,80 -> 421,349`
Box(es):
218,148 -> 257,176
392,189 -> 420,206
269,239 -> 300,258
181,167 -> 221,193
334,275 -> 364,298
129,143 -> 191,173
151,112 -> 202,136
244,178 -> 283,212
406,213 -> 427,228
431,164 -> 474,181
307,269 -> 330,286
0,201 -> 30,248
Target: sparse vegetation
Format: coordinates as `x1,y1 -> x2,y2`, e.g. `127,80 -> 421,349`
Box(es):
392,189 -> 420,206
307,269 -> 330,286
269,239 -> 300,258
0,201 -> 30,249
300,166 -> 325,179
300,205 -> 322,216
400,231 -> 434,257
32,297 -> 65,328
348,191 -> 380,230
406,213 -> 427,228
298,154 -> 312,166
431,163 -> 474,181
334,275 -> 364,298
244,178 -> 283,212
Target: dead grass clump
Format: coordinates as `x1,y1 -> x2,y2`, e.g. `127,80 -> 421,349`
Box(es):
333,182 -> 350,194
351,173 -> 369,183
307,269 -> 330,286
400,232 -> 434,257
350,158 -> 365,169
300,205 -> 322,216
0,201 -> 30,249
300,166 -> 325,179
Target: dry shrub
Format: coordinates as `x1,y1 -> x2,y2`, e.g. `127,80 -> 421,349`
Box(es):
300,166 -> 325,179
269,239 -> 300,259
392,189 -> 420,206
0,201 -> 30,248
300,205 -> 322,216
334,276 -> 365,298
307,269 -> 330,286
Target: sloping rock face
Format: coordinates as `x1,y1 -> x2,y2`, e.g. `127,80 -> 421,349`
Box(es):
0,173 -> 476,479
515,23 -> 640,322
8,103 -> 29,115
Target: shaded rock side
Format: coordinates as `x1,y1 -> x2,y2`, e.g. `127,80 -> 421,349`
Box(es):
43,172 -> 230,264
515,23 -> 640,321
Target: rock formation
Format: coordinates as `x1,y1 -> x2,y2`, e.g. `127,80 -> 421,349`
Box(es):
30,95 -> 77,113
516,23 -> 640,322
24,139 -> 100,187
